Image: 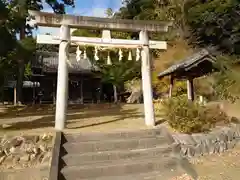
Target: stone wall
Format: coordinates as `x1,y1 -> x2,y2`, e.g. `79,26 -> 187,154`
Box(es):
171,123 -> 240,158
0,133 -> 53,170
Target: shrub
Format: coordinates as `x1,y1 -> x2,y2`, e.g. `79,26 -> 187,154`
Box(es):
160,95 -> 229,134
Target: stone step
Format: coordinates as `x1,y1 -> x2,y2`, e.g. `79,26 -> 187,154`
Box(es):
64,128 -> 164,142
63,136 -> 168,154
62,145 -> 173,166
0,167 -> 49,180
74,170 -> 185,180
61,156 -> 179,179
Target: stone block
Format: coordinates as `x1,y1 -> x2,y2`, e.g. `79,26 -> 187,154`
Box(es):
194,144 -> 202,156
20,154 -> 30,163
192,134 -> 206,144
201,141 -> 210,154
180,145 -> 188,156
221,127 -> 234,141
227,139 -> 237,149
213,142 -> 220,153
234,125 -> 240,137
172,134 -> 181,144
187,146 -> 195,158
219,141 -> 227,153
218,132 -> 228,142
176,134 -> 197,145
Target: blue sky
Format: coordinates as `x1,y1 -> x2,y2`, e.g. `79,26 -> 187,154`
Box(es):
36,0 -> 122,35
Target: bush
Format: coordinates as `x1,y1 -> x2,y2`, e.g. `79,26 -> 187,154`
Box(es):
160,95 -> 229,134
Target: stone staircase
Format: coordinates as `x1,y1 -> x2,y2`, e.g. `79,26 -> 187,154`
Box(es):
58,128 -> 190,180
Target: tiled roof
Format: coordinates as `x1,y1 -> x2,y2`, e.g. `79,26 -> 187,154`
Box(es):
157,49 -> 216,79
34,51 -> 98,73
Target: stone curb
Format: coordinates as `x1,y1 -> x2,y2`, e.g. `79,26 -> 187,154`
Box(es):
49,131 -> 62,180
170,123 -> 240,158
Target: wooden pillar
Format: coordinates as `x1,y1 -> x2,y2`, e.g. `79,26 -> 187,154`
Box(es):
169,76 -> 174,98
53,81 -> 56,105
139,31 -> 155,126
14,86 -> 17,106
80,78 -> 83,104
55,25 -> 70,131
33,82 -> 35,105
187,78 -> 194,101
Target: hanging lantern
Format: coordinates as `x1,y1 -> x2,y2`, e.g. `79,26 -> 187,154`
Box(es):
107,51 -> 112,65
119,49 -> 123,61
128,50 -> 132,61
136,48 -> 140,61
76,46 -> 82,62
94,46 -> 99,61
83,48 -> 87,59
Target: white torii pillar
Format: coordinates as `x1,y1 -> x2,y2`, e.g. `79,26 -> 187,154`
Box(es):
55,25 -> 70,130
140,31 -> 155,126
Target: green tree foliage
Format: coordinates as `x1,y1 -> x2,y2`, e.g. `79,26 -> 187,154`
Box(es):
1,0 -> 75,103
105,8 -> 114,17
72,29 -> 101,37
186,0 -> 240,54
96,52 -> 141,103
159,95 -> 230,133
115,0 -> 189,40
211,55 -> 240,102
116,0 -> 240,54
115,0 -> 240,100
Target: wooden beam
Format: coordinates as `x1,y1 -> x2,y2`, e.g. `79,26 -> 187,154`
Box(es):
37,34 -> 167,49
14,87 -> 17,106
187,78 -> 194,101
169,76 -> 174,98
28,10 -> 172,32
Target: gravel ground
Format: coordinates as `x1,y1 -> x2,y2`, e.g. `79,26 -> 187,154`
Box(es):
170,144 -> 240,180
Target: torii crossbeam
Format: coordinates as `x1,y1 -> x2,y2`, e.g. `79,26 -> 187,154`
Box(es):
37,34 -> 167,49
29,10 -> 172,131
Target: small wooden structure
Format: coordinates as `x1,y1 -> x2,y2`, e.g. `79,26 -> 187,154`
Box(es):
158,49 -> 217,101
31,51 -> 101,104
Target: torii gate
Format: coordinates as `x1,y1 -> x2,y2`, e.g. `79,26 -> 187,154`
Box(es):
29,10 -> 172,131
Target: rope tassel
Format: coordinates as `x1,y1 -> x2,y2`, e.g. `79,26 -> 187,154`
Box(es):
94,46 -> 99,61
83,48 -> 87,59
136,48 -> 140,61
119,49 -> 123,61
76,46 -> 82,62
128,50 -> 132,61
107,52 -> 112,65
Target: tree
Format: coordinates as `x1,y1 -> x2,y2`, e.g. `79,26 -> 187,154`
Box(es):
115,0 -> 189,40
4,0 -> 75,104
105,8 -> 113,18
96,55 -> 141,103
186,0 -> 240,54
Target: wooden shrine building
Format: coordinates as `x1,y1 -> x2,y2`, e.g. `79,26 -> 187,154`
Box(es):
157,49 -> 217,101
31,51 -> 103,104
